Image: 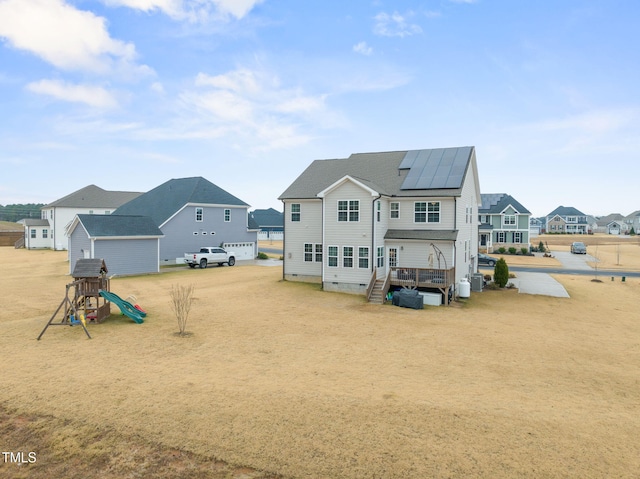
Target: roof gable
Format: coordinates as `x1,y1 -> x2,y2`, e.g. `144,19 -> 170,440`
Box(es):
317,175 -> 381,198
114,177 -> 249,226
45,185 -> 142,209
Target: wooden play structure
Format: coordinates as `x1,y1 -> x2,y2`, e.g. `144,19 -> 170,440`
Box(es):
37,259 -> 111,340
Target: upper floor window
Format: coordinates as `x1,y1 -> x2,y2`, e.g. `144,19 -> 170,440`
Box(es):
376,201 -> 381,222
338,200 -> 359,222
390,202 -> 399,219
567,216 -> 577,223
291,203 -> 300,222
415,201 -> 440,223
503,215 -> 516,226
224,209 -> 231,222
195,207 -> 203,222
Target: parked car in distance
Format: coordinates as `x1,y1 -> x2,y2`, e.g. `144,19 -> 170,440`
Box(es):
478,253 -> 498,266
571,242 -> 587,254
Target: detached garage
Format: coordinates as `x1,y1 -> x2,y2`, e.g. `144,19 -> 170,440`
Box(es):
68,214 -> 164,277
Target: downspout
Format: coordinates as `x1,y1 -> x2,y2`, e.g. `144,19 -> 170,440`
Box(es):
321,196 -> 325,289
281,200 -> 286,281
453,197 -> 458,291
372,194 -> 381,273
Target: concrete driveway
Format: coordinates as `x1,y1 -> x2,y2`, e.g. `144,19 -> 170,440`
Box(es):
508,272 -> 570,298
552,251 -> 597,270
505,250 -> 598,298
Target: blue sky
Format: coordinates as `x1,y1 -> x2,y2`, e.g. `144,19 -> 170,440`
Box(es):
0,0 -> 638,218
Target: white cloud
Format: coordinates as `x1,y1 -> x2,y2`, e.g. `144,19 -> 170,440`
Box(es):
102,0 -> 263,21
178,67 -> 331,150
0,0 -> 149,77
373,11 -> 422,38
26,79 -> 119,109
353,41 -> 373,56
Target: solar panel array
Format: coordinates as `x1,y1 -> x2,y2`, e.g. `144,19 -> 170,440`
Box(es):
399,147 -> 472,190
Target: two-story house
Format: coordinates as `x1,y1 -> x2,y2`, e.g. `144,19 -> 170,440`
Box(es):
37,185 -> 142,250
546,206 -> 590,234
279,147 -> 482,304
113,176 -> 259,263
623,210 -> 640,234
478,194 -> 531,253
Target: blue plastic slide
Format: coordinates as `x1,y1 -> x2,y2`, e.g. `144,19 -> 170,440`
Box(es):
99,290 -> 146,324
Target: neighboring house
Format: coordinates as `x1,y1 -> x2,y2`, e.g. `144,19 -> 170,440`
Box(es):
67,214 -> 164,276
250,208 -> 284,240
595,213 -> 625,234
40,185 -> 142,250
623,210 -> 640,233
278,146 -> 482,303
478,194 -> 531,253
20,219 -> 51,249
605,220 -> 629,235
546,206 -> 590,234
114,177 -> 258,263
529,217 -> 544,237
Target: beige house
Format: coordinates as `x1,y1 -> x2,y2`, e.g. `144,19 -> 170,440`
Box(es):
279,147 -> 482,303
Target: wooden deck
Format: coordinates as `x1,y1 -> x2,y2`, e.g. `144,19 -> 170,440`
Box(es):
389,267 -> 454,289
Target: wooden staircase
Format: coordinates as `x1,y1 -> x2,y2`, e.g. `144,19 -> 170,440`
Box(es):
368,279 -> 387,304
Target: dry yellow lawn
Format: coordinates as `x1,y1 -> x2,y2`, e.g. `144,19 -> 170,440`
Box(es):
538,234 -> 640,271
1,247 -> 639,478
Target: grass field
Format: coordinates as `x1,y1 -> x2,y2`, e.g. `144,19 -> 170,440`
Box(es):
1,245 -> 639,478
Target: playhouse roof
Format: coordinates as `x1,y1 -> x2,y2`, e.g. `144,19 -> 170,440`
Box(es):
72,258 -> 108,278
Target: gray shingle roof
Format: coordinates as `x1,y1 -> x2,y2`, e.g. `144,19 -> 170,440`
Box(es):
547,206 -> 586,217
480,193 -> 531,215
76,214 -> 163,237
46,185 -> 142,208
114,177 -> 248,227
249,208 -> 283,228
279,147 -> 475,200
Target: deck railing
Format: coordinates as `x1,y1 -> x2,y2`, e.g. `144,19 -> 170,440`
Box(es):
389,267 -> 454,289
365,269 -> 377,301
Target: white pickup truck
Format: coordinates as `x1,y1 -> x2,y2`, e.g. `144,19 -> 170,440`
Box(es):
184,247 -> 236,269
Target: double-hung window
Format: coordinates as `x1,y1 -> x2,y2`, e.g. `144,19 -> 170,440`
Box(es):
390,202 -> 399,219
304,243 -> 313,262
291,204 -> 300,222
195,207 -> 203,222
343,246 -> 354,268
338,200 -> 359,222
428,202 -> 440,222
377,247 -> 384,267
224,209 -> 231,222
358,247 -> 369,269
328,246 -> 338,267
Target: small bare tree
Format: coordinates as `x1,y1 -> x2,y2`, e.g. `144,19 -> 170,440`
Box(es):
170,284 -> 194,336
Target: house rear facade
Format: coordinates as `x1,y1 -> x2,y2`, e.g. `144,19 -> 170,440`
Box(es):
279,147 -> 482,302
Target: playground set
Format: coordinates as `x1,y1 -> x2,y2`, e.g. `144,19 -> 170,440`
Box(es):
37,259 -> 146,340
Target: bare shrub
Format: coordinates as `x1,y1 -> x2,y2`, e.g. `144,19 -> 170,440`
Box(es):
170,284 -> 194,336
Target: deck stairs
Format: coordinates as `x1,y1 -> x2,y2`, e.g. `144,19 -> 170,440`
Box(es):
368,279 -> 387,304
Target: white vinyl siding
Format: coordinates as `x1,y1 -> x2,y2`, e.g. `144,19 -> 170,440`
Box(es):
283,200 -> 323,278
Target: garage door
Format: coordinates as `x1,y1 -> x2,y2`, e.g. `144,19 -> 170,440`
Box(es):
223,242 -> 255,260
